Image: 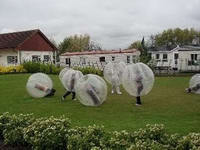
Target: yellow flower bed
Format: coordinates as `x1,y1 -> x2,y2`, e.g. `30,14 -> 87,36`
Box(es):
0,65 -> 26,73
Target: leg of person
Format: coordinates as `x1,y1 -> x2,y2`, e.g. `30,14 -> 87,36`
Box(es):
185,88 -> 192,93
72,92 -> 76,100
136,96 -> 142,105
45,88 -> 56,97
111,84 -> 115,94
61,91 -> 71,101
116,86 -> 122,95
191,83 -> 200,92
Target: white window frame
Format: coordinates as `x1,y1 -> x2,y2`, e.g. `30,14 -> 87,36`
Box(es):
32,55 -> 41,62
43,55 -> 51,62
7,56 -> 18,64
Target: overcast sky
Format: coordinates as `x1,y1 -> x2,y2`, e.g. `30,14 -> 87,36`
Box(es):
0,0 -> 200,49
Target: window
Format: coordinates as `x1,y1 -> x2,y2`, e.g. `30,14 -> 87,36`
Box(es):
65,58 -> 71,64
188,54 -> 198,66
174,53 -> 179,65
127,56 -> 130,63
7,56 -> 17,64
112,56 -> 115,61
174,53 -> 179,59
32,55 -> 41,62
162,54 -> 168,62
156,54 -> 160,59
191,54 -> 197,61
99,57 -> 105,62
43,55 -> 51,62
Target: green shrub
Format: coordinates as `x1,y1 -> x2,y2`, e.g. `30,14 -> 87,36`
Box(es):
73,66 -> 103,76
106,130 -> 134,149
1,113 -> 200,150
67,125 -> 108,150
1,113 -> 35,146
23,116 -> 71,150
177,133 -> 200,150
0,112 -> 13,138
23,61 -> 41,73
22,61 -> 62,75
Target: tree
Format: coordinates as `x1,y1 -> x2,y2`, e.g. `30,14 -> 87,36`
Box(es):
58,34 -> 102,55
128,40 -> 143,51
151,28 -> 200,48
128,37 -> 151,64
88,41 -> 102,51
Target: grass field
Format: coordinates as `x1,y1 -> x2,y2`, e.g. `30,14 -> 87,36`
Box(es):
0,74 -> 200,135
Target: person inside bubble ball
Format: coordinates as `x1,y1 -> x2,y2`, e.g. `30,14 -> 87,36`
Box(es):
61,73 -> 76,101
34,83 -> 56,97
111,68 -> 122,95
185,83 -> 200,93
135,69 -> 143,106
86,83 -> 101,106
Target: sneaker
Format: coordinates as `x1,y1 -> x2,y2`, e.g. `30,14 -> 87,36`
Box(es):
72,98 -> 77,101
185,88 -> 191,93
135,103 -> 142,106
117,91 -> 122,95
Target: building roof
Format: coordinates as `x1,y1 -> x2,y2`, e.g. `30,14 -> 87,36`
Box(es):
151,45 -> 200,53
0,29 -> 57,50
178,45 -> 200,51
61,49 -> 138,56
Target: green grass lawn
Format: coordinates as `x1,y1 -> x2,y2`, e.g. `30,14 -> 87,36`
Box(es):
0,74 -> 200,135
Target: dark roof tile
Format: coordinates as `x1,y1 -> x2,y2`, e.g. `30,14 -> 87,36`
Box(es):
0,29 -> 38,49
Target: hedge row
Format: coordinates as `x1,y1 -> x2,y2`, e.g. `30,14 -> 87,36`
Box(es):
0,65 -> 26,74
0,113 -> 200,150
0,62 -> 103,76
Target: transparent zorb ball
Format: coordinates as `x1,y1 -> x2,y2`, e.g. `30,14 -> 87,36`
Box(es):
26,73 -> 53,98
122,63 -> 154,97
59,68 -> 71,87
59,67 -> 69,81
104,62 -> 126,85
75,74 -> 107,106
62,69 -> 83,92
189,74 -> 200,94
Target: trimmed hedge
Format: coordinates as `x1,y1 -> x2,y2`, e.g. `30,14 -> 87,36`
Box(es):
0,113 -> 200,150
22,61 -> 103,76
73,66 -> 103,76
22,61 -> 62,74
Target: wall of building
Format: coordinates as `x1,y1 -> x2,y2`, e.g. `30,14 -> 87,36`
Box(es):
20,50 -> 54,63
178,51 -> 200,71
0,49 -> 54,66
0,49 -> 18,66
151,50 -> 200,71
60,52 -> 140,67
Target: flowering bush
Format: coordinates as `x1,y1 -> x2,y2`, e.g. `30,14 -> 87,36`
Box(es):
23,116 -> 71,150
0,65 -> 26,73
0,113 -> 200,150
67,125 -> 108,150
0,113 -> 35,146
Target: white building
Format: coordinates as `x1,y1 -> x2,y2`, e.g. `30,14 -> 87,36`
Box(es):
151,45 -> 200,71
60,49 -> 140,68
0,29 -> 57,66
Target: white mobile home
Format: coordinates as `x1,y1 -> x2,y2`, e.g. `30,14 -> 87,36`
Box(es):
60,49 -> 140,68
151,45 -> 200,71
